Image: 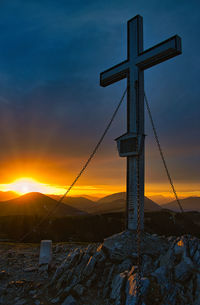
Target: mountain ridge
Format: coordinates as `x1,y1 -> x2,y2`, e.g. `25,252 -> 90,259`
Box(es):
0,192 -> 85,217
162,196 -> 200,212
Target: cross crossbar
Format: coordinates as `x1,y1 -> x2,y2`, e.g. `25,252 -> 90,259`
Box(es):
100,35 -> 181,87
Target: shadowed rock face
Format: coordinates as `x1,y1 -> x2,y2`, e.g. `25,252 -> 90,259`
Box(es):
0,232 -> 199,304
47,232 -> 199,305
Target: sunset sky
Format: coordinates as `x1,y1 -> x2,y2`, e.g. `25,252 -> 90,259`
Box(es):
0,0 -> 199,200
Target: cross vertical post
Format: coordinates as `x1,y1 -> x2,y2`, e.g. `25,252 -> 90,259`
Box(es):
126,16 -> 144,230
100,15 -> 182,231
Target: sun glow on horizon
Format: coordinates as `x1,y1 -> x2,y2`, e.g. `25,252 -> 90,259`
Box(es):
0,177 -> 123,197
0,177 -> 199,201
0,177 -> 68,195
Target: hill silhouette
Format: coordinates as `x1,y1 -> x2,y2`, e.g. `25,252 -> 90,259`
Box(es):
49,192 -> 161,214
89,192 -> 161,214
49,195 -> 96,212
0,191 -> 19,201
0,192 -> 85,217
162,196 -> 200,212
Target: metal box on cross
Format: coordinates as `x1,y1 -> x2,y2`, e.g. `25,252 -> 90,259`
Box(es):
115,133 -> 145,157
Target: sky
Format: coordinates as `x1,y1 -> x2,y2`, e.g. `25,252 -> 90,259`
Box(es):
0,0 -> 199,200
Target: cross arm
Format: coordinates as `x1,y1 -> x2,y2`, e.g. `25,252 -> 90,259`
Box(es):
136,35 -> 182,70
100,60 -> 129,87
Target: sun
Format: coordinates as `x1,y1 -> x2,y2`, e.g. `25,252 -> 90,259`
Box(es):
8,178 -> 43,195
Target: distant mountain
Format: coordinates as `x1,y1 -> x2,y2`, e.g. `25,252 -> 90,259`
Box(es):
0,191 -> 19,201
98,192 -> 126,203
90,192 -> 161,214
162,197 -> 200,212
74,195 -> 100,202
49,192 -> 161,214
49,195 -> 96,212
0,192 -> 86,217
148,195 -> 175,205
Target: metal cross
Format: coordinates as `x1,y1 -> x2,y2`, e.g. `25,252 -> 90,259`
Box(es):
100,15 -> 182,231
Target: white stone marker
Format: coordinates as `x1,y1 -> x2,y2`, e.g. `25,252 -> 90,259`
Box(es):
39,240 -> 52,265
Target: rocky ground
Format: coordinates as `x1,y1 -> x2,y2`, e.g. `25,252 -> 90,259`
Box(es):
0,232 -> 200,305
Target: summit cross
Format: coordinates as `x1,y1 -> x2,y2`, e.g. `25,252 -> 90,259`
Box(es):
100,15 -> 182,231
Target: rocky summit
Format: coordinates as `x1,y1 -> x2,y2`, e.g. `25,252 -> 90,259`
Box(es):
0,232 -> 200,305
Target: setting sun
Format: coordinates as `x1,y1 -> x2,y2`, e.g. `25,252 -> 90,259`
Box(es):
7,178 -> 47,195
0,177 -> 122,197
0,177 -> 69,195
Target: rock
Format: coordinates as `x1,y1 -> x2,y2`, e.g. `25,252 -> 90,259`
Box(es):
103,231 -> 133,261
151,265 -> 168,285
85,272 -> 96,288
83,256 -> 97,277
24,266 -> 38,272
56,269 -> 74,291
65,249 -> 81,268
142,255 -> 154,274
51,249 -> 80,285
85,244 -> 97,256
29,290 -> 37,295
15,299 -> 27,305
39,264 -> 48,272
51,297 -> 60,304
73,284 -> 85,296
73,253 -> 90,277
3,232 -> 196,305
188,238 -> 198,258
194,294 -> 200,305
94,247 -> 106,264
125,274 -> 149,305
103,231 -> 168,262
54,244 -> 65,254
159,247 -> 175,267
151,265 -> 171,295
194,273 -> 200,301
0,270 -> 9,280
7,280 -> 26,288
174,237 -> 187,256
110,271 -> 128,304
0,288 -> 7,296
118,258 -> 133,273
103,264 -> 115,297
193,246 -> 200,265
174,256 -> 193,282
51,297 -> 60,303
61,295 -> 77,305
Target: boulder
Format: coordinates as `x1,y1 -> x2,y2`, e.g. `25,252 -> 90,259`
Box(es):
102,231 -> 168,262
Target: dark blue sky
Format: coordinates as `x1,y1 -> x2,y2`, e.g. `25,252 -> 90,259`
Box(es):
0,0 -> 199,197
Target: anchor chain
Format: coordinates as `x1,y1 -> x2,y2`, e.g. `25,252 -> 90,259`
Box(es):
144,92 -> 184,214
136,154 -> 142,305
135,79 -> 142,305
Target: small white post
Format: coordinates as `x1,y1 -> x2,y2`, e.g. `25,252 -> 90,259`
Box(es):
39,240 -> 52,266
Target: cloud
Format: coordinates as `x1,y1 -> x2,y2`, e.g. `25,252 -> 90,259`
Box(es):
0,0 -> 199,188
